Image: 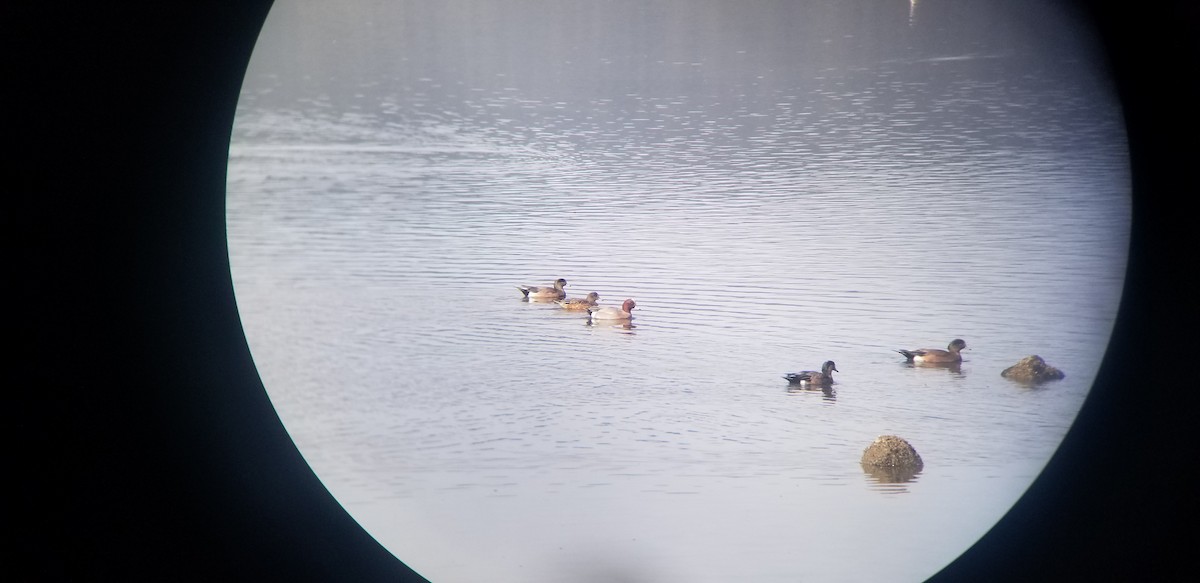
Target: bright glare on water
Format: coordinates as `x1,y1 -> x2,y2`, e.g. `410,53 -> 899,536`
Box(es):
227,1 -> 1129,581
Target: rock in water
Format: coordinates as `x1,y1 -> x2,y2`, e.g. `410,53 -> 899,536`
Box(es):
1001,355 -> 1065,383
861,435 -> 924,469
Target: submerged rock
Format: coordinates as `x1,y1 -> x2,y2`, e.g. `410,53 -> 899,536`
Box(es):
1001,355 -> 1065,383
861,435 -> 924,470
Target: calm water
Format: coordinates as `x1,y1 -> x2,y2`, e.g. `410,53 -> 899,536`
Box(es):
227,1 -> 1129,581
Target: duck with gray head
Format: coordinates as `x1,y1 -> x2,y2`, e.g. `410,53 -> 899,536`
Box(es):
898,338 -> 966,364
516,278 -> 568,300
557,291 -> 600,310
784,360 -> 839,386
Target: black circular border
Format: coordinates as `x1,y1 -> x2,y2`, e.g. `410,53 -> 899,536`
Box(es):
11,2 -> 1194,580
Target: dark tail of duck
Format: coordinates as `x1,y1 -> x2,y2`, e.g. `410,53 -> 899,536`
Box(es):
897,350 -> 916,362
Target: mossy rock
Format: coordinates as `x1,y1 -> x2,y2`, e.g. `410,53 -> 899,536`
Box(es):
861,435 -> 924,470
1001,355 -> 1065,383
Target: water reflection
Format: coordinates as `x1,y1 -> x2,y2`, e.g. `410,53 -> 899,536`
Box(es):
786,385 -> 837,403
586,321 -> 637,332
863,463 -> 923,487
900,361 -> 964,375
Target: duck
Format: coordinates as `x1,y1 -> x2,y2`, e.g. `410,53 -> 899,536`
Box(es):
898,338 -> 967,364
516,278 -> 568,300
557,291 -> 600,310
588,298 -> 636,322
783,360 -> 839,386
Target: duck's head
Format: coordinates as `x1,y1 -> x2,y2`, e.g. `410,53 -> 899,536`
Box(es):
586,292 -> 600,302
948,339 -> 967,352
554,278 -> 568,289
622,299 -> 637,312
823,360 -> 839,374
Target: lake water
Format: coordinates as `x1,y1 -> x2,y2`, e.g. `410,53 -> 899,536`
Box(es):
227,1 -> 1130,581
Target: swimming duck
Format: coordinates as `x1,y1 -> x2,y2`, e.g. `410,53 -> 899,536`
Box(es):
516,278 -> 568,300
784,360 -> 839,386
557,291 -> 600,310
898,338 -> 967,364
588,298 -> 636,322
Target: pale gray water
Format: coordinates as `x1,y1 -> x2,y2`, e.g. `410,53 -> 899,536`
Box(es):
227,1 -> 1129,581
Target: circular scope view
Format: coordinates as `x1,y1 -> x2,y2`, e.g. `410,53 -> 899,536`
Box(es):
227,1 -> 1129,580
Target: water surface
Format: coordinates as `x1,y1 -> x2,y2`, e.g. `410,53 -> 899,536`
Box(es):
228,1 -> 1128,580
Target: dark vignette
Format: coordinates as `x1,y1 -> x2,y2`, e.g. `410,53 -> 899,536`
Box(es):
9,1 -> 1194,580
